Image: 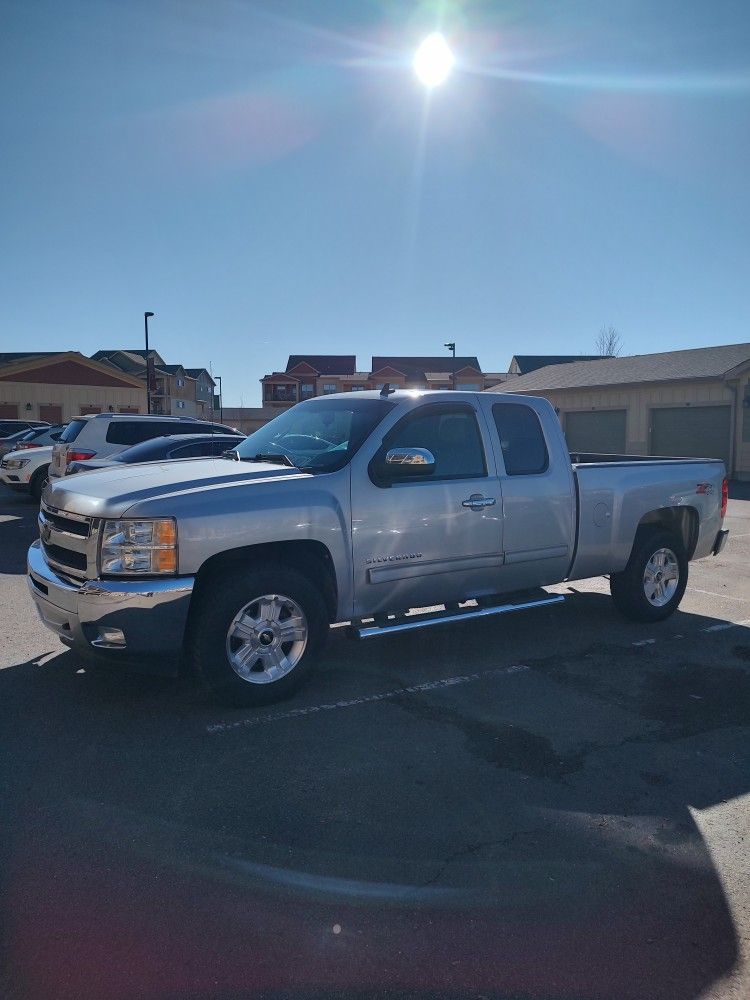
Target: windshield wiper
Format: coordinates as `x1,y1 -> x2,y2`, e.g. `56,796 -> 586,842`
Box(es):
241,452 -> 297,468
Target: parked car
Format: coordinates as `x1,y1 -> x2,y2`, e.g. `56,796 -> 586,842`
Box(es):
0,419 -> 50,457
68,433 -> 245,473
0,419 -> 49,438
49,414 -> 240,480
2,444 -> 55,501
29,389 -> 729,706
0,423 -> 66,459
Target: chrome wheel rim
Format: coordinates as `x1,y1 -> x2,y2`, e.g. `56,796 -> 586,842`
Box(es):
643,548 -> 679,607
225,593 -> 308,684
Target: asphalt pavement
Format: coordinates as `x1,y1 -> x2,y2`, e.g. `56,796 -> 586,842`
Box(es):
1,484 -> 749,1000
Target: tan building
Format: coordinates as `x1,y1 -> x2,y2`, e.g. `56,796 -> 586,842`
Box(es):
261,355 -> 514,409
92,351 -> 216,418
0,352 -> 146,422
493,343 -> 750,479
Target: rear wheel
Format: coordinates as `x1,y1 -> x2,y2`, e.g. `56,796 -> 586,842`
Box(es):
29,465 -> 49,502
188,564 -> 328,706
610,529 -> 688,622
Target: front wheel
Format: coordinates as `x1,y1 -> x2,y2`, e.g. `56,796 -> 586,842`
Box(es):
610,529 -> 688,622
188,565 -> 328,706
29,466 -> 49,503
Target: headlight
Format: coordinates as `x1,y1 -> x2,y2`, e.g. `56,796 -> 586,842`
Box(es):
5,458 -> 30,469
100,518 -> 178,575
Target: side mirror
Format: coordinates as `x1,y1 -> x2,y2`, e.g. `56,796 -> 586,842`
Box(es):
383,447 -> 435,477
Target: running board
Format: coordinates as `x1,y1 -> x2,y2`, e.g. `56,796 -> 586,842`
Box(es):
352,592 -> 565,640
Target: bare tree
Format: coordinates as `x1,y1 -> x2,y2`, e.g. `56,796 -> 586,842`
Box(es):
596,325 -> 622,357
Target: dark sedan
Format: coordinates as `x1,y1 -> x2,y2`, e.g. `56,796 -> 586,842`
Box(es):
0,423 -> 67,458
67,433 -> 244,474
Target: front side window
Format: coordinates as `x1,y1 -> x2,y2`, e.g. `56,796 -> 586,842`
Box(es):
380,403 -> 486,481
235,398 -> 395,473
492,403 -> 548,475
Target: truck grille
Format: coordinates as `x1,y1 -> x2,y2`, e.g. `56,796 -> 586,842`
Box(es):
39,501 -> 97,580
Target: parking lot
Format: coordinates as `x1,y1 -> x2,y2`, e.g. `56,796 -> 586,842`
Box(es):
1,486 -> 749,1000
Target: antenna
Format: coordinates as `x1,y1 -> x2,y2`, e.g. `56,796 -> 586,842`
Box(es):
380,383 -> 397,398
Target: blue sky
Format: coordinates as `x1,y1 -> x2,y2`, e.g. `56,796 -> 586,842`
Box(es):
2,0 -> 749,405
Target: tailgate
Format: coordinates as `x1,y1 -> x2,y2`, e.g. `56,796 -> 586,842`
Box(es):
50,442 -> 68,477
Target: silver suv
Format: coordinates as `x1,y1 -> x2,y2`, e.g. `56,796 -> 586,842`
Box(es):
49,413 -> 239,479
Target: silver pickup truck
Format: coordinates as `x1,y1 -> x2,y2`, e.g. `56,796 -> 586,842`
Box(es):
28,389 -> 729,705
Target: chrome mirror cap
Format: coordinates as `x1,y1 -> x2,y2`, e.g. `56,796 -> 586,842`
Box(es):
385,447 -> 435,468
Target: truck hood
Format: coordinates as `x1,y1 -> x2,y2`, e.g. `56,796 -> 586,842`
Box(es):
43,457 -> 310,518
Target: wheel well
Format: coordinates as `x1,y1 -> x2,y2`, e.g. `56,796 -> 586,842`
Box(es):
193,541 -> 338,620
636,506 -> 699,558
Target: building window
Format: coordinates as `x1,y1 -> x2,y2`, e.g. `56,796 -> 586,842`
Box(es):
350,385 -> 365,391
176,377 -> 185,387
301,383 -> 315,398
265,383 -> 298,403
176,400 -> 186,409
322,383 -> 337,394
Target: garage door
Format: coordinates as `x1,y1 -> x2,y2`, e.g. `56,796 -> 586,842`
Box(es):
0,403 -> 19,419
39,404 -> 62,423
564,410 -> 627,454
650,406 -> 731,467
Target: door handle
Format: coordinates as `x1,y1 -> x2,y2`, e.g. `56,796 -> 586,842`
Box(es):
462,494 -> 496,509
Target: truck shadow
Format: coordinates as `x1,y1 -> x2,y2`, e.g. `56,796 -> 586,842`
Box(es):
0,489 -> 40,574
1,595 -> 748,1000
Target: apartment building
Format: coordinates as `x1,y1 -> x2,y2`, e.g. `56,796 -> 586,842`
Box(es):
260,355 -> 514,409
93,350 -> 215,418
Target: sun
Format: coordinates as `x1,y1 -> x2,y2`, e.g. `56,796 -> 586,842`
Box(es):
413,33 -> 455,88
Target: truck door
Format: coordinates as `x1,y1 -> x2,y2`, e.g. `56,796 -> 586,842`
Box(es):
478,397 -> 575,589
349,400 -> 504,617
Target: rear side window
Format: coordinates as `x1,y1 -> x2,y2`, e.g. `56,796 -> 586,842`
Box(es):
169,441 -> 210,458
492,403 -> 549,476
60,419 -> 87,443
106,420 -> 182,445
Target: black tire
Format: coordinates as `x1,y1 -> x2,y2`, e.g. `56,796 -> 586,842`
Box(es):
187,564 -> 329,707
610,528 -> 688,622
29,465 -> 49,503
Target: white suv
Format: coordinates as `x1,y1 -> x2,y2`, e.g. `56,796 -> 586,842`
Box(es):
49,414 -> 239,480
1,444 -> 55,501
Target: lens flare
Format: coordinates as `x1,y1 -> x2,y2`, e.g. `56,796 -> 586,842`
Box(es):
413,33 -> 455,88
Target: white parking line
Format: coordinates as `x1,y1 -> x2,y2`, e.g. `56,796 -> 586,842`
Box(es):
688,587 -> 749,603
206,664 -> 530,735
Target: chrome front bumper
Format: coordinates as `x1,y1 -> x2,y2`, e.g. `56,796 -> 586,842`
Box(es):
27,540 -> 194,668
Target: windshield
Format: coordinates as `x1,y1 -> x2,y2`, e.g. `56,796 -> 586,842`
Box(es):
234,398 -> 395,473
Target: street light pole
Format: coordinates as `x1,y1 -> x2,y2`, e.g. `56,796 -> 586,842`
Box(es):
216,375 -> 223,423
144,311 -> 154,414
444,342 -> 456,390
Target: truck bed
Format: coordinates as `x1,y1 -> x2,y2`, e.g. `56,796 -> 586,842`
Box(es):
567,454 -> 725,582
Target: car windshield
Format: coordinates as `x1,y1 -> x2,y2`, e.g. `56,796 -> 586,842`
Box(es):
234,398 -> 395,473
